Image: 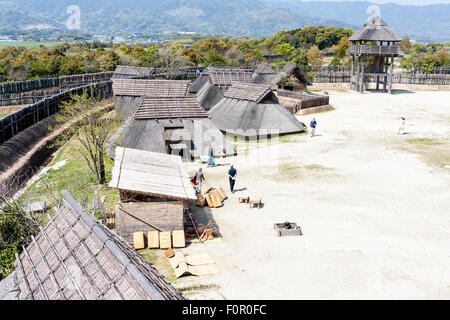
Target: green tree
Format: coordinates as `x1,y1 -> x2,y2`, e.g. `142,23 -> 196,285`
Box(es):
53,91 -> 122,184
306,45 -> 324,66
275,43 -> 295,60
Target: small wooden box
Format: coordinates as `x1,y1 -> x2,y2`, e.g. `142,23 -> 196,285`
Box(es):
172,230 -> 186,248
159,232 -> 172,249
148,231 -> 160,249
133,232 -> 145,249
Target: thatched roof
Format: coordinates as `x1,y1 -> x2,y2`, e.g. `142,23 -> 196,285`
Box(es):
189,66 -> 252,93
208,84 -> 306,138
349,17 -> 402,42
112,79 -> 190,97
223,83 -> 274,103
107,117 -> 236,159
195,80 -> 228,111
0,191 -> 184,300
208,68 -> 253,86
254,62 -> 276,75
134,97 -> 208,120
110,147 -> 197,200
252,62 -> 311,87
112,65 -> 155,79
279,62 -> 312,86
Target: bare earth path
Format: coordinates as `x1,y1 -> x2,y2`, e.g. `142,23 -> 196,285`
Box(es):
182,90 -> 450,300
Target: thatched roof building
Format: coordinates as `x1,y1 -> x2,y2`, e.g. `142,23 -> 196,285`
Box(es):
0,191 -> 184,300
109,147 -> 197,201
113,79 -> 190,97
108,97 -> 235,160
208,83 -> 306,138
116,202 -> 184,243
190,66 -> 253,110
251,62 -> 277,86
113,79 -> 191,118
272,62 -> 312,92
112,65 -> 155,79
251,62 -> 311,92
349,16 -> 402,42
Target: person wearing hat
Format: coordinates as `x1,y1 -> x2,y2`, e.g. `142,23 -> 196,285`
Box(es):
194,168 -> 205,195
228,165 -> 237,193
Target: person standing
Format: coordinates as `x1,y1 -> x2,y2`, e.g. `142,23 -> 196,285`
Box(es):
228,165 -> 237,193
310,118 -> 317,137
207,144 -> 215,167
398,117 -> 406,135
194,168 -> 205,195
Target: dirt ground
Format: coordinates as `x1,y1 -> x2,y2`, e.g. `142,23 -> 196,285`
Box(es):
180,89 -> 450,300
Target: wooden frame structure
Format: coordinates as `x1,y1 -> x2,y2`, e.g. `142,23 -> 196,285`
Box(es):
109,147 -> 197,202
349,17 -> 402,94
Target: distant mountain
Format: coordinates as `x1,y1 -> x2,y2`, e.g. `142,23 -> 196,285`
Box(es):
263,1 -> 450,42
0,0 -> 448,42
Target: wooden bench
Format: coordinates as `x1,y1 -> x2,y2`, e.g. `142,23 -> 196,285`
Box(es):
249,198 -> 262,209
238,196 -> 250,204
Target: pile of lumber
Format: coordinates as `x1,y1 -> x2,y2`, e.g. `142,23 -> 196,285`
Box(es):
132,230 -> 186,250
195,186 -> 227,208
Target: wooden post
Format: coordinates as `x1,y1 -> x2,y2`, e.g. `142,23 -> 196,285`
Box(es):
360,55 -> 365,93
350,55 -> 355,90
388,55 -> 394,94
383,57 -> 388,92
355,56 -> 361,92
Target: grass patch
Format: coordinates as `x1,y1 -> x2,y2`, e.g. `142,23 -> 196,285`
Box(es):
304,164 -> 333,171
266,162 -> 335,182
406,138 -> 443,146
400,138 -> 450,169
0,114 -> 8,119
20,135 -> 119,215
138,249 -> 177,283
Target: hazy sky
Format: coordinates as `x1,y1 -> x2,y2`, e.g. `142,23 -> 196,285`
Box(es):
301,0 -> 450,5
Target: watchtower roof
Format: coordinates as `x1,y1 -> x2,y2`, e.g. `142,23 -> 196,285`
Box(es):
349,16 -> 402,42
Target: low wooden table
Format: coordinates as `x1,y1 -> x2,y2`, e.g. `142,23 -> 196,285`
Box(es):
249,198 -> 262,209
238,196 -> 250,204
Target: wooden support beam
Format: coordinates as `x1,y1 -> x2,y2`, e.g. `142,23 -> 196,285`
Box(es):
389,56 -> 394,94
355,56 -> 361,92
360,55 -> 366,93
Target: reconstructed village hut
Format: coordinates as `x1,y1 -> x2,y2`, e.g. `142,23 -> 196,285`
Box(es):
112,65 -> 155,79
112,79 -> 191,118
348,16 -> 402,93
0,191 -> 184,300
208,83 -> 306,139
191,66 -> 253,110
108,96 -> 235,160
272,62 -> 312,92
251,62 -> 278,86
109,147 -> 196,243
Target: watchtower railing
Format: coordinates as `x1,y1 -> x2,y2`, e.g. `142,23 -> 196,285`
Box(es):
349,45 -> 400,56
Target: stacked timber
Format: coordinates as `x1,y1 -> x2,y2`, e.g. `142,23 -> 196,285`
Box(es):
196,186 -> 228,208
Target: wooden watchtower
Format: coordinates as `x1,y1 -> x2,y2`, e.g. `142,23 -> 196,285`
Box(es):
349,17 -> 402,94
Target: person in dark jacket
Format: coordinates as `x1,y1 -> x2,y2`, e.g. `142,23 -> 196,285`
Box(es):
310,118 -> 317,137
228,165 -> 237,193
194,168 -> 205,195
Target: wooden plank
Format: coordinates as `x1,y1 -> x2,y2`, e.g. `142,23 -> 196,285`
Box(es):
172,230 -> 186,248
205,193 -> 214,207
148,231 -> 160,249
215,187 -> 228,202
210,191 -> 223,208
160,232 -> 172,249
133,232 -> 145,249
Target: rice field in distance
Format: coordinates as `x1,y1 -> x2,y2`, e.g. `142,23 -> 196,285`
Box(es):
0,41 -> 62,49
